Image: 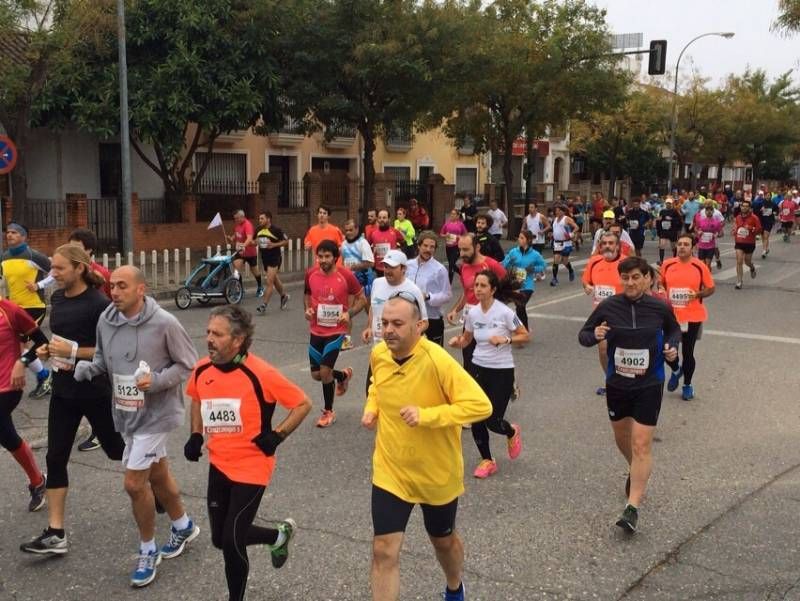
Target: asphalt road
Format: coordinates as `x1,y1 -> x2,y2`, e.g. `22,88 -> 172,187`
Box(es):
1,234 -> 799,601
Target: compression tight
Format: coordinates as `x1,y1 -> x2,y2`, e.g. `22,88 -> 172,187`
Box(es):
470,365 -> 516,461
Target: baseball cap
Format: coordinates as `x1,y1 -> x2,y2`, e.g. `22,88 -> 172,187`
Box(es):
602,210 -> 615,219
382,249 -> 407,267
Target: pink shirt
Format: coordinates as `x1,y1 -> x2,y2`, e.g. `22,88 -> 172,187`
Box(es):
439,220 -> 467,246
694,216 -> 723,250
234,220 -> 257,258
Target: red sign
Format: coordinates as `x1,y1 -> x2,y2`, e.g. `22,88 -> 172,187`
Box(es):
0,135 -> 18,175
508,138 -> 549,157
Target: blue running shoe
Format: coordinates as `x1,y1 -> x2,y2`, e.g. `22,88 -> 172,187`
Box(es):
596,387 -> 606,396
256,286 -> 265,298
682,384 -> 694,401
443,582 -> 465,601
569,270 -> 575,282
160,521 -> 200,559
667,366 -> 683,392
131,550 -> 161,587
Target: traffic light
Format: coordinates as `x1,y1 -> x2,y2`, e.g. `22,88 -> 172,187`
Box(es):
648,40 -> 667,75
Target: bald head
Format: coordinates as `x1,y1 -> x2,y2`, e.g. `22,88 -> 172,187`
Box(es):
113,265 -> 146,284
110,265 -> 147,317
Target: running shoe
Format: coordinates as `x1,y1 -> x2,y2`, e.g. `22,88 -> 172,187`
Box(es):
256,303 -> 268,314
616,504 -> 638,533
335,367 -> 353,396
280,294 -> 290,309
761,252 -> 767,259
750,265 -> 757,279
507,425 -> 522,460
316,410 -> 336,428
340,335 -> 354,351
28,474 -> 46,512
20,529 -> 68,555
596,387 -> 606,396
682,384 -> 694,401
568,270 -> 575,282
473,459 -> 497,479
269,518 -> 296,569
716,259 -> 722,269
160,521 -> 200,559
78,434 -> 101,452
443,582 -> 466,601
624,473 -> 630,498
549,277 -> 558,287
130,550 -> 161,587
667,366 -> 683,392
735,281 -> 743,289
256,286 -> 265,298
29,370 -> 52,399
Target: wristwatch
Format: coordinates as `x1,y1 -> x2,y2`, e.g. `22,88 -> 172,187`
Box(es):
19,355 -> 31,366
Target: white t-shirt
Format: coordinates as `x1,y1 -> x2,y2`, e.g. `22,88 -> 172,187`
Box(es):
524,213 -> 546,244
369,277 -> 428,345
464,300 -> 520,369
487,208 -> 508,235
341,237 -> 374,270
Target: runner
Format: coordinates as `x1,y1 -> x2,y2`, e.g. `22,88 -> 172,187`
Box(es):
582,232 -> 624,396
73,265 -> 200,587
0,297 -> 48,511
304,205 -> 345,260
1,223 -> 52,398
502,230 -> 546,330
362,294 -> 491,601
656,198 -> 682,265
579,256 -> 681,533
184,305 -> 312,601
625,197 -> 652,258
521,201 -> 551,255
459,194 -> 478,233
446,234 -> 506,374
487,200 -> 508,240
592,211 -> 634,256
660,234 -> 716,401
20,245 -> 125,556
393,207 -> 417,259
448,270 -> 528,478
732,199 -> 762,290
406,232 -> 452,346
340,218 -> 375,350
590,192 -> 607,235
439,209 -> 467,283
364,209 -> 378,241
254,211 -> 290,314
228,210 -> 262,298
304,240 -> 366,427
408,197 -> 430,232
680,191 -> 701,233
779,193 -> 798,242
693,202 -> 724,270
549,205 -> 578,286
753,191 -> 779,258
474,214 -> 505,262
367,209 -> 405,278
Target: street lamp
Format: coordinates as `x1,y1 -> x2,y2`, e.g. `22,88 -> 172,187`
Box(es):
666,32 -> 735,193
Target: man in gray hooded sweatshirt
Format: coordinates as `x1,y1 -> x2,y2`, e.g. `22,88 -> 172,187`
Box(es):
75,265 -> 199,587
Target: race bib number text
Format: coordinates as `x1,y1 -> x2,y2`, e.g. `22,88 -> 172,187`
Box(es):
201,398 -> 243,434
614,348 -> 649,378
113,374 -> 144,412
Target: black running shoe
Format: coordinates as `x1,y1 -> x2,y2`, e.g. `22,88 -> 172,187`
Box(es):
28,474 -> 47,512
616,504 -> 638,533
20,529 -> 68,555
280,294 -> 290,310
78,434 -> 101,452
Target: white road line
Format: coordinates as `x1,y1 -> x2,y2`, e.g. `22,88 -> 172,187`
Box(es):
527,312 -> 800,345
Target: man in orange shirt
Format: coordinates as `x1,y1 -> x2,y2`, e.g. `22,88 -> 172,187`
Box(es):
304,205 -> 344,260
184,305 -> 311,601
582,232 -> 624,395
659,233 -> 715,401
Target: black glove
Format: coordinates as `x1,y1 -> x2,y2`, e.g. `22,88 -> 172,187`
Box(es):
184,432 -> 204,462
251,430 -> 285,457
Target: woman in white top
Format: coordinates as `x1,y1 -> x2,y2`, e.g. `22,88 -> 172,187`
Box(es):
448,269 -> 529,479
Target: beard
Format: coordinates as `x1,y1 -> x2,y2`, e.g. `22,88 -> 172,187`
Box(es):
379,224 -> 389,231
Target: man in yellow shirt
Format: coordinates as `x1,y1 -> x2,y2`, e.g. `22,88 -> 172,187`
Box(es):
361,293 -> 491,601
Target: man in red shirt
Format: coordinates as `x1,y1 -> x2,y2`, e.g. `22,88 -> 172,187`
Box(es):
367,209 -> 405,277
779,194 -> 798,241
446,233 -> 506,373
732,199 -> 762,290
304,240 -> 368,427
228,210 -> 262,298
408,198 -> 430,231
364,209 -> 378,241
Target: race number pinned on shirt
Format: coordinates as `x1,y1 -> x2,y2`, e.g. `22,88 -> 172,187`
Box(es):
669,287 -> 692,308
700,231 -> 715,243
594,285 -> 615,304
317,303 -> 343,327
660,220 -> 671,230
737,227 -> 750,238
446,233 -> 457,245
761,208 -> 772,217
782,207 -> 791,217
201,398 -> 243,434
257,237 -> 270,249
628,219 -> 639,230
613,347 -> 649,378
512,268 -> 527,283
374,243 -> 390,259
113,374 -> 144,412
236,242 -> 246,251
553,241 -> 565,252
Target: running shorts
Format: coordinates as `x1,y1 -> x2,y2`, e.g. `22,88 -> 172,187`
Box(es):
697,248 -> 716,261
605,383 -> 663,427
371,485 -> 458,537
734,243 -> 756,254
308,333 -> 344,371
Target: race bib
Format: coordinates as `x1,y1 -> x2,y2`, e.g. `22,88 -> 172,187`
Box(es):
660,220 -> 671,230
374,243 -> 390,259
317,303 -> 343,327
669,287 -> 693,308
235,242 -> 245,251
737,227 -> 750,238
113,374 -> 144,412
628,220 -> 639,230
762,208 -> 772,217
613,347 -> 649,378
594,285 -> 615,304
446,233 -> 457,245
513,268 -> 527,283
257,237 -> 270,249
700,232 -> 714,243
201,398 -> 243,434
344,256 -> 359,268
553,241 -> 564,252
781,208 -> 791,217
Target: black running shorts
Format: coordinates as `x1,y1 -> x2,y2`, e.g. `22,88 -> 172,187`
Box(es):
605,383 -> 663,427
371,485 -> 458,538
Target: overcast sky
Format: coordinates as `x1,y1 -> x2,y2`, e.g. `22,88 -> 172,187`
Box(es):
591,0 -> 799,88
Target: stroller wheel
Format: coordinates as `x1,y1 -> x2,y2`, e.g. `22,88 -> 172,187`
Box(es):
224,278 -> 243,305
175,287 -> 192,310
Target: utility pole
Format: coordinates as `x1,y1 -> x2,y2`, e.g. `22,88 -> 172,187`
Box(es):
116,0 -> 134,254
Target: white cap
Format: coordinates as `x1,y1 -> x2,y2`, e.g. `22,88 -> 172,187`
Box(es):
382,249 -> 407,267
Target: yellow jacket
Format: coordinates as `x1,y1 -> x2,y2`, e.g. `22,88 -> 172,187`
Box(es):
365,337 -> 491,505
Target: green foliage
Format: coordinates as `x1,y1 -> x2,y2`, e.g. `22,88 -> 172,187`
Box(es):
772,0 -> 800,35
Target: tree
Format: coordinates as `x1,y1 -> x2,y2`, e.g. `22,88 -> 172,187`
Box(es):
37,0 -> 283,195
440,0 -> 625,222
772,0 -> 800,35
277,0 -> 456,222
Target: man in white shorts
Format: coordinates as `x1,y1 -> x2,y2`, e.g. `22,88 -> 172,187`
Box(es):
75,266 -> 200,587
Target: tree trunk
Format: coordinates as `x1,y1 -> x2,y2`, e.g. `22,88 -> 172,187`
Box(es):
525,137 -> 535,203
502,149 -> 514,239
716,159 -> 724,187
607,163 -> 617,200
360,124 -> 376,226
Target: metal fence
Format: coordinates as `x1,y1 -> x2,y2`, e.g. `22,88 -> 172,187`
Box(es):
393,179 -> 429,207
194,180 -> 259,195
87,197 -> 122,253
139,197 -> 182,224
320,181 -> 348,207
195,193 -> 248,222
19,198 -> 67,229
278,181 -> 306,209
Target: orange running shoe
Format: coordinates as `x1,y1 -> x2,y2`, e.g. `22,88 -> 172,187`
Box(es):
335,367 -> 353,396
507,424 -> 522,460
472,459 -> 497,479
315,410 -> 337,428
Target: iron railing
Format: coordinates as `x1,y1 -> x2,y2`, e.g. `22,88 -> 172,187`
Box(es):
19,198 -> 67,229
278,181 -> 306,209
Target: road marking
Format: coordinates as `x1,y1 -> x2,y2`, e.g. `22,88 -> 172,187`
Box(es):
527,312 -> 800,346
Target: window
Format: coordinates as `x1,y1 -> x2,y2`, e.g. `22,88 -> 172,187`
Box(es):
385,166 -> 411,181
455,167 -> 477,195
99,143 -> 121,198
195,152 -> 247,193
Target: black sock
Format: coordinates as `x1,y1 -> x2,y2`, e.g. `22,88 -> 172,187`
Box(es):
332,370 -> 345,383
446,583 -> 464,594
552,264 -> 558,278
47,527 -> 65,538
566,262 -> 574,275
659,248 -> 665,262
322,381 -> 335,411
255,275 -> 262,287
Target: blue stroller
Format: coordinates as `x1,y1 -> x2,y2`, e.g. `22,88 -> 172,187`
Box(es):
174,252 -> 243,309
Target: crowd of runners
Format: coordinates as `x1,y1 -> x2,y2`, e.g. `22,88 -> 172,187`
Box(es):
0,182 -> 798,600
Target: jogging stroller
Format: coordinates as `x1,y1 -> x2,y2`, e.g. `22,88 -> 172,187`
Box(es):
174,252 -> 243,309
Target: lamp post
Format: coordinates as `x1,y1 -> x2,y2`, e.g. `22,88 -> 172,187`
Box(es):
116,0 -> 133,255
666,32 -> 734,194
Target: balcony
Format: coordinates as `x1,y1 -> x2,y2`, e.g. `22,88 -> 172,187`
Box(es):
384,127 -> 413,152
324,123 -> 358,149
216,130 -> 249,144
457,136 -> 475,155
268,118 -> 305,147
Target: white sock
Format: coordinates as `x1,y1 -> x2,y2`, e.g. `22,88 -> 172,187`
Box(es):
29,359 -> 44,374
172,514 -> 190,531
140,539 -> 157,554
